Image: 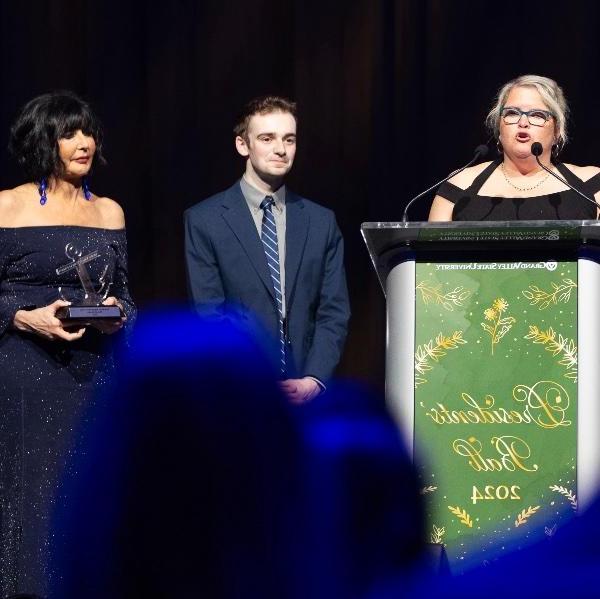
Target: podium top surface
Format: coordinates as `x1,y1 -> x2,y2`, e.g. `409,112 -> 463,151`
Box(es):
361,220 -> 600,290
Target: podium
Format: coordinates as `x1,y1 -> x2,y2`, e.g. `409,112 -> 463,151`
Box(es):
362,220 -> 600,571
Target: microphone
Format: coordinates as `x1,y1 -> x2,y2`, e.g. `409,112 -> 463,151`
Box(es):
402,144 -> 489,222
531,142 -> 599,212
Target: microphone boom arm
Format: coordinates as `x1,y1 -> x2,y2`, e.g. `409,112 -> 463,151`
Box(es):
533,154 -> 599,212
402,145 -> 488,222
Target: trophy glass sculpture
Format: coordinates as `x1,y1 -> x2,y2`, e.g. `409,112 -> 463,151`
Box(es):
55,242 -> 123,323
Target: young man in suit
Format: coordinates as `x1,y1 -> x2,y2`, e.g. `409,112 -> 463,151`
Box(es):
184,96 -> 349,403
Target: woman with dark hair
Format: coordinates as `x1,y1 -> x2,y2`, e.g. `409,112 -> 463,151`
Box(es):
0,91 -> 135,597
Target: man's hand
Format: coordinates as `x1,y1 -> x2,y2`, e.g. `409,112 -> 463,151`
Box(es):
279,377 -> 321,404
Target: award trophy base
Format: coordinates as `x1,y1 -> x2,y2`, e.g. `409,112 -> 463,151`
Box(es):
55,242 -> 124,325
56,304 -> 123,324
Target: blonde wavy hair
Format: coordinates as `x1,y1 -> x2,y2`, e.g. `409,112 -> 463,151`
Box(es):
486,74 -> 569,153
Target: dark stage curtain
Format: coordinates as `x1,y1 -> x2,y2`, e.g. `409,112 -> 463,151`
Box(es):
1,0 -> 600,385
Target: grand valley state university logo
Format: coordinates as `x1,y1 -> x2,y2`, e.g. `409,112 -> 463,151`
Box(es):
435,260 -> 558,271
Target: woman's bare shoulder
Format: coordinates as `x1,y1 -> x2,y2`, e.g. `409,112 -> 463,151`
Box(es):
0,184 -> 33,203
0,185 -> 33,224
0,189 -> 18,208
562,163 -> 600,182
94,196 -> 125,229
447,161 -> 493,190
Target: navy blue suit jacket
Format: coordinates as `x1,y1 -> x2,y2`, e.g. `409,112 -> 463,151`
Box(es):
184,182 -> 350,381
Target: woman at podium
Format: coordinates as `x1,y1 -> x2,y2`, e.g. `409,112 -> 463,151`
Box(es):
429,74 -> 600,221
0,91 -> 135,597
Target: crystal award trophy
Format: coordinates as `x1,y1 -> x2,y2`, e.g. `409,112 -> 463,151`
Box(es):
55,242 -> 124,323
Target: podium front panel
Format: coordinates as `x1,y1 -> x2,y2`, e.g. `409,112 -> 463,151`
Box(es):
385,255 -> 596,572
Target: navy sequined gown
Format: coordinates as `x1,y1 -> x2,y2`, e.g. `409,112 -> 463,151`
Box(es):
0,226 -> 135,598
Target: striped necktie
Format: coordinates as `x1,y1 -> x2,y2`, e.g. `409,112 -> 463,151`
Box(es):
260,196 -> 286,374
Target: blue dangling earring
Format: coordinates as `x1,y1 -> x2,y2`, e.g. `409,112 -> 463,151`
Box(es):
82,177 -> 92,201
38,178 -> 48,205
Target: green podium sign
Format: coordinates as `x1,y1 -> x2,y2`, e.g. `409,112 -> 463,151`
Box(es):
362,220 -> 600,573
415,260 -> 577,570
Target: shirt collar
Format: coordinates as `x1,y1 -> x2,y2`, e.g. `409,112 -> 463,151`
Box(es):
240,175 -> 286,213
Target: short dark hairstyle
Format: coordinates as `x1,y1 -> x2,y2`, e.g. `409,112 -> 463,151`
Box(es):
9,90 -> 105,182
233,95 -> 297,140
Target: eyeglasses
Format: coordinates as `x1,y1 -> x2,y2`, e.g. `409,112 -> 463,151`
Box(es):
501,106 -> 554,127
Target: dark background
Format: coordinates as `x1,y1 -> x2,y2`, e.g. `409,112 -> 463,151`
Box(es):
1,0 -> 599,386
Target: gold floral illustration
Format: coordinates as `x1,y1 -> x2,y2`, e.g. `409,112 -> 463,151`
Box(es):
415,331 -> 467,386
522,278 -> 577,310
431,524 -> 446,544
420,485 -> 438,495
481,298 -> 516,355
448,505 -> 473,528
545,524 -> 557,537
416,281 -> 471,311
549,485 -> 577,511
524,326 -> 577,382
515,505 -> 540,527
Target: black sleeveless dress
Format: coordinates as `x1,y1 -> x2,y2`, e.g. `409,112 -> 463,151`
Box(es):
0,226 -> 135,598
436,159 -> 600,220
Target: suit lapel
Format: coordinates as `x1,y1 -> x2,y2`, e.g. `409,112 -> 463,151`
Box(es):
285,192 -> 310,306
221,183 -> 275,299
